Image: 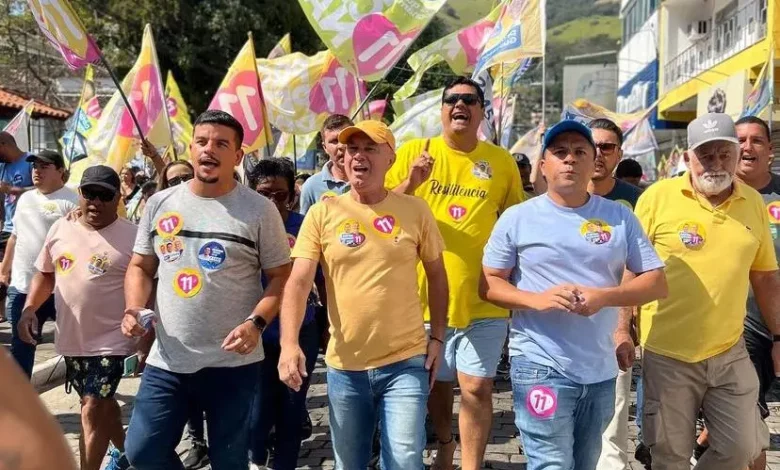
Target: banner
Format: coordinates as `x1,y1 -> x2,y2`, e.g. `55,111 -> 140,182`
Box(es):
390,88 -> 443,149
60,64 -> 101,163
297,0 -> 446,81
499,95 -> 516,148
741,57 -> 773,118
273,131 -> 318,171
510,124 -> 542,158
165,71 -> 193,159
267,33 -> 292,59
392,87 -> 441,116
87,24 -> 171,172
473,68 -> 497,143
622,117 -> 659,156
257,50 -> 365,134
2,100 -> 34,153
209,37 -> 273,153
562,99 -> 658,156
27,0 -> 101,69
368,99 -> 388,121
394,4 -> 502,100
474,0 -> 546,76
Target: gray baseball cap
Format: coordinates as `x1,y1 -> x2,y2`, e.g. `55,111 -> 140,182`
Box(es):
687,112 -> 739,150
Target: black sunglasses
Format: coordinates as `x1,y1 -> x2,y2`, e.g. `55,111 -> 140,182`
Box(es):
167,174 -> 193,187
80,187 -> 115,202
443,93 -> 481,106
257,189 -> 290,203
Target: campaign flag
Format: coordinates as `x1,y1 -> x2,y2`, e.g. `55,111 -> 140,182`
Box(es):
562,98 -> 659,155
394,4 -> 503,100
368,99 -> 388,121
392,87 -> 441,116
273,131 -> 319,171
209,37 -> 273,153
390,88 -> 443,149
474,0 -> 546,76
165,72 -> 193,159
257,50 -> 365,134
2,100 -> 34,153
27,0 -> 101,69
268,33 -> 292,59
510,124 -> 542,159
499,95 -> 516,148
741,57 -> 773,118
622,117 -> 658,156
60,64 -> 101,164
87,24 -> 171,171
297,0 -> 446,81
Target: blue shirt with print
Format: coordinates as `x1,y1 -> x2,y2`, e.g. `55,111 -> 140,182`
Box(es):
298,162 -> 350,215
482,194 -> 663,384
1,154 -> 34,232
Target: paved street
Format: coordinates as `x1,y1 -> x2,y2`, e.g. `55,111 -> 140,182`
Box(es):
33,353 -> 780,469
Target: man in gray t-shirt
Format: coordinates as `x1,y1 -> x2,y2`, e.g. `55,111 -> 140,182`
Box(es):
122,110 -> 291,470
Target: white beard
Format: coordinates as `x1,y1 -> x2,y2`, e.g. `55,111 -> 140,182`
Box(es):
693,171 -> 733,195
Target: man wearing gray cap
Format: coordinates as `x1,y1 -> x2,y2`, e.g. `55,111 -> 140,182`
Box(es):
635,112 -> 780,470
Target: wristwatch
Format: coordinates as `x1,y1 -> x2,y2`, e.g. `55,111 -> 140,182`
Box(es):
246,315 -> 267,331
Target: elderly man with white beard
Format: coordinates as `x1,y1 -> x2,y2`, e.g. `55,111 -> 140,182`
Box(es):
633,112 -> 780,470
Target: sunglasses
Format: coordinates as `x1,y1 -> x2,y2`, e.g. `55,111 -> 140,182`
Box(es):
257,189 -> 290,203
443,93 -> 480,106
80,187 -> 115,202
167,174 -> 193,187
595,143 -> 619,154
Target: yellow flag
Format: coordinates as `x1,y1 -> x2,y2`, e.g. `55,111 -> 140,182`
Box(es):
267,33 -> 291,59
209,37 -> 273,153
27,0 -> 101,69
165,71 -> 193,160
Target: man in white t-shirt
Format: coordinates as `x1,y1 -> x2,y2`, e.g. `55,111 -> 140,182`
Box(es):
0,150 -> 77,377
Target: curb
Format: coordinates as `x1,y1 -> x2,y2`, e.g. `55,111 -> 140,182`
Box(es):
32,354 -> 65,392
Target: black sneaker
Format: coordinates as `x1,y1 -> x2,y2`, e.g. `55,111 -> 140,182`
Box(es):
693,442 -> 708,462
182,441 -> 209,470
634,442 -> 652,469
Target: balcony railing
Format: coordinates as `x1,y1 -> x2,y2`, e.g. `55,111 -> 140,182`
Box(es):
663,0 -> 767,92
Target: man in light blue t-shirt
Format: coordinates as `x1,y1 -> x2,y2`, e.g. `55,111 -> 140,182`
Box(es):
480,120 -> 667,470
298,114 -> 353,215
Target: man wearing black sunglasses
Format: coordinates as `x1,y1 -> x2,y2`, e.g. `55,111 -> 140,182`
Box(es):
386,76 -> 525,470
587,119 -> 643,209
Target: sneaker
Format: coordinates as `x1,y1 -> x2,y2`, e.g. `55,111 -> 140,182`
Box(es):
691,442 -> 708,464
102,446 -> 130,470
182,441 -> 209,470
634,442 -> 652,469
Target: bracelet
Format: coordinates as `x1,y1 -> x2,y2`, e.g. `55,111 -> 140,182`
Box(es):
430,337 -> 444,345
773,335 -> 780,343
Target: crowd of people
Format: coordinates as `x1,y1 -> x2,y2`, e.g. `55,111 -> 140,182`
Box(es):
0,74 -> 778,470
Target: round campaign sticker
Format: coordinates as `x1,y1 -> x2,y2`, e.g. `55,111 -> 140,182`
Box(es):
173,269 -> 203,298
320,191 -> 338,202
87,252 -> 111,276
339,219 -> 366,248
198,242 -> 227,270
287,233 -> 297,249
472,160 -> 493,180
677,221 -> 707,249
41,202 -> 59,216
580,219 -> 612,245
449,204 -> 468,222
159,237 -> 184,263
156,212 -> 184,237
526,386 -> 557,419
372,214 -> 399,237
56,253 -> 76,275
767,201 -> 780,223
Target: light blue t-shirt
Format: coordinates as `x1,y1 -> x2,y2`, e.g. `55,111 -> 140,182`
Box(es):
483,194 -> 663,384
1,154 -> 34,233
298,161 -> 350,215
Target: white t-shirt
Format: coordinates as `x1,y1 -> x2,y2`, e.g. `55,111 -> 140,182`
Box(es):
11,187 -> 78,293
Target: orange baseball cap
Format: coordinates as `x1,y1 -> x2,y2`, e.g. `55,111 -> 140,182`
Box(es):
338,120 -> 396,151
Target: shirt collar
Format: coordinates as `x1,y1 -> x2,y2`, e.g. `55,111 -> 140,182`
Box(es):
678,171 -> 745,203
322,161 -> 347,184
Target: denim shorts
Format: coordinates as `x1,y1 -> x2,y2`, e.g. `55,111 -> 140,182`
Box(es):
428,318 -> 508,382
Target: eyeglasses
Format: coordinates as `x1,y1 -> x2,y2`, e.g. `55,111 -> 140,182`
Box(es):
257,189 -> 290,203
443,93 -> 480,106
167,174 -> 193,187
80,187 -> 115,202
595,143 -> 619,155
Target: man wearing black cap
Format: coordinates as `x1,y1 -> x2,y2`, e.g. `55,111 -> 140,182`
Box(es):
1,150 -> 77,377
19,165 -> 137,470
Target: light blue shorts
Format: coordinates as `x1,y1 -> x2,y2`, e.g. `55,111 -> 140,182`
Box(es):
427,319 -> 508,382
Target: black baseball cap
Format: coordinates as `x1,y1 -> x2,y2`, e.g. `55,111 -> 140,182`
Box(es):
79,165 -> 121,194
26,150 -> 65,168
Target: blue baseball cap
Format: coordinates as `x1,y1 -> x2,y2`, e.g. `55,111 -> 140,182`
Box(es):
541,120 -> 596,154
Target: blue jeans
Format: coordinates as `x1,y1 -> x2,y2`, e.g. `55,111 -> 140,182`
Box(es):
327,355 -> 429,470
249,321 -> 319,469
7,287 -> 56,378
636,373 -> 645,441
125,362 -> 260,470
510,356 -> 616,470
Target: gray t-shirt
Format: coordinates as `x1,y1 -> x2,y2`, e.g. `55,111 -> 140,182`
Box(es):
134,183 -> 291,373
745,173 -> 780,340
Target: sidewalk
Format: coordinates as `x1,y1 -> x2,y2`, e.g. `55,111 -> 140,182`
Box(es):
0,318 -> 64,390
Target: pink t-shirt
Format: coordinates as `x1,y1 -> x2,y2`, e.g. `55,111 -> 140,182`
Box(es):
36,218 -> 138,357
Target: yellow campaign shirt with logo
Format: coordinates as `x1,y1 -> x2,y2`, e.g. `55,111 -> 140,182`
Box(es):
385,136 -> 524,328
292,192 -> 445,371
635,174 -> 778,363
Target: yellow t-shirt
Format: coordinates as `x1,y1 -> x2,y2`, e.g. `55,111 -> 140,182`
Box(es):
635,174 -> 778,363
385,136 -> 524,328
292,191 -> 445,371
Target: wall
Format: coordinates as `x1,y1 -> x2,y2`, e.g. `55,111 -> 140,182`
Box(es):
563,63 -> 618,110
695,69 -> 750,118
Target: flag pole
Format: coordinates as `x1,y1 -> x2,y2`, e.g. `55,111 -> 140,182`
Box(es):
248,32 -> 273,157
97,51 -> 145,141
351,78 -> 385,121
541,55 -> 546,127
770,40 -> 775,135
151,42 -> 177,161
498,62 -> 505,145
292,134 -> 298,174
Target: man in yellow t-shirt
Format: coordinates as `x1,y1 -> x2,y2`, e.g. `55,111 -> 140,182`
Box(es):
278,120 -> 448,470
385,76 -> 524,470
635,113 -> 780,470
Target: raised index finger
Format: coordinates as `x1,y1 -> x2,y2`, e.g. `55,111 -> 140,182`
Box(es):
424,138 -> 430,152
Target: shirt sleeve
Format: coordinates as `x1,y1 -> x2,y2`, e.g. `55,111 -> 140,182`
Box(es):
34,221 -> 57,274
500,152 -> 526,212
291,203 -> 323,262
751,200 -> 779,271
633,189 -> 655,242
624,208 -> 664,274
384,140 -> 417,189
133,197 -> 156,256
299,179 -> 316,215
417,200 -> 445,262
258,199 -> 292,270
482,207 -> 519,270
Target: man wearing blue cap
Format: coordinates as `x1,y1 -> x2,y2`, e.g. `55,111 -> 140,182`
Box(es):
480,120 -> 667,470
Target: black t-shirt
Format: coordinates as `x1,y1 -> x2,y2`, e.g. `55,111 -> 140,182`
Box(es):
758,172 -> 780,196
603,178 -> 643,209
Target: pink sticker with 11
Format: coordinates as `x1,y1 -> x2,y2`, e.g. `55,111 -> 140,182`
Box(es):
526,386 -> 557,418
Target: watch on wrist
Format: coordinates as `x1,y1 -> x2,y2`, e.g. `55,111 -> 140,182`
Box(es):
246,315 -> 267,331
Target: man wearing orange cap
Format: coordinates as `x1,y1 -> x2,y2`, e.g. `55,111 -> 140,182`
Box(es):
278,120 -> 449,470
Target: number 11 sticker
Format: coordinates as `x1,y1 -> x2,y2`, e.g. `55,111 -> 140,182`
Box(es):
173,268 -> 203,298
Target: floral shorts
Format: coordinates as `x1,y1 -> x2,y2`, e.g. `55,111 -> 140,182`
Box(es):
64,356 -> 125,398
